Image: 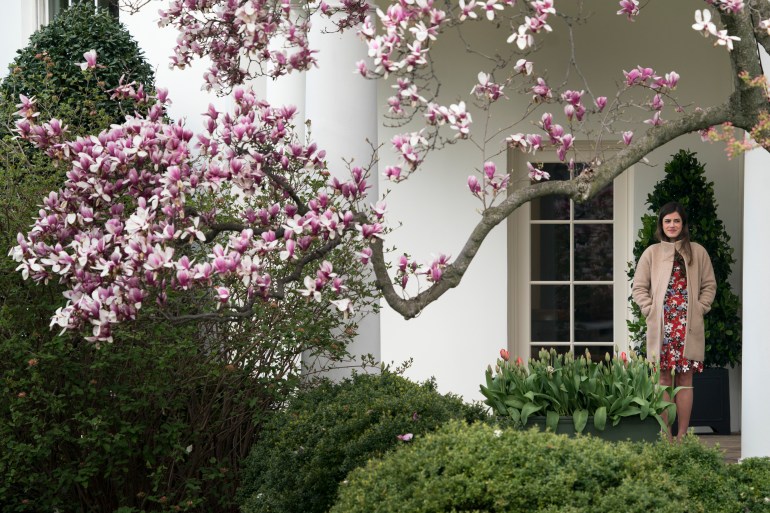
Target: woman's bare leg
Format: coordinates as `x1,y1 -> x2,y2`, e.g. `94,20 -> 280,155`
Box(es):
675,369 -> 695,442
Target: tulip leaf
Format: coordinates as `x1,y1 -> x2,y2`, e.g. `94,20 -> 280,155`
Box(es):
546,410 -> 559,432
520,402 -> 542,425
593,406 -> 607,431
504,397 -> 524,409
573,409 -> 588,433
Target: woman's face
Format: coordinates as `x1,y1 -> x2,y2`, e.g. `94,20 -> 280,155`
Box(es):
661,212 -> 683,240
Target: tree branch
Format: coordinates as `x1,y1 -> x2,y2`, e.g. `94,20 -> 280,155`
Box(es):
372,101 -> 734,319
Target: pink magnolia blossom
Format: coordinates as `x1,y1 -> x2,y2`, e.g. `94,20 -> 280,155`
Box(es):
514,58 -> 534,76
616,0 -> 639,21
508,24 -> 534,50
594,96 -> 607,111
467,175 -> 482,195
527,162 -> 550,181
531,78 -> 552,102
77,50 -> 98,71
692,9 -> 717,36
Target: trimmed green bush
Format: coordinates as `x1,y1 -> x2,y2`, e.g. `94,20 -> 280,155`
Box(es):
237,372 -> 488,513
627,150 -> 742,367
727,458 -> 770,511
0,2 -> 154,140
331,421 -> 763,513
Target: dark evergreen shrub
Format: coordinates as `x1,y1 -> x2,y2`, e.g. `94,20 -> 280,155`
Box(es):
331,421 -> 754,513
0,1 -> 154,139
237,372 -> 488,513
627,149 -> 742,367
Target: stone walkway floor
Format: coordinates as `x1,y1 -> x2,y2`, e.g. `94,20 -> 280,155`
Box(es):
697,434 -> 741,463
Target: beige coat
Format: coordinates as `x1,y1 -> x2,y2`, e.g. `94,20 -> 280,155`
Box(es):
632,240 -> 716,363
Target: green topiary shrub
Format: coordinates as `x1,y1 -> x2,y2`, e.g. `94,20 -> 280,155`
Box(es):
237,372 -> 488,513
331,421 -> 753,513
0,2 -> 154,140
627,149 -> 742,367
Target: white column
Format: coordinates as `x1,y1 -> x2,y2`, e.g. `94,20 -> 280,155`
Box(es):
266,72 -> 306,141
742,144 -> 770,459
265,8 -> 307,143
305,9 -> 380,376
741,46 -> 770,460
1,1 -> 44,79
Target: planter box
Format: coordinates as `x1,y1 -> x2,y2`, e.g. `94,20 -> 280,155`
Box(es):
529,415 -> 661,442
688,366 -> 731,435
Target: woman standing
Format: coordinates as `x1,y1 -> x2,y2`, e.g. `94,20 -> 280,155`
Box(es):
632,201 -> 716,441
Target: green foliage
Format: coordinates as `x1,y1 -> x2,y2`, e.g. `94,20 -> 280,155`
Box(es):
0,2 -> 154,140
481,348 -> 679,433
237,372 -> 488,513
727,457 -> 770,510
627,150 -> 742,367
331,421 -> 763,513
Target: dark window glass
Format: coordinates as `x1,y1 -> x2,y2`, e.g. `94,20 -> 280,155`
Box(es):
530,163 -> 570,220
575,182 -> 613,220
574,285 -> 613,342
531,285 -> 570,342
531,225 -> 570,281
574,224 -> 613,281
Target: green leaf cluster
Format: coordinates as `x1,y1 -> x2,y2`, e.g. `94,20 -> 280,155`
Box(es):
627,150 -> 742,367
480,348 -> 679,433
331,421 -> 770,513
237,372 -> 488,513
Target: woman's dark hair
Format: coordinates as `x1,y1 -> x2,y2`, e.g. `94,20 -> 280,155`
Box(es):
656,201 -> 692,264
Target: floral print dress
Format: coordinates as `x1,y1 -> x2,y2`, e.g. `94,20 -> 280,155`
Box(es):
661,251 -> 703,374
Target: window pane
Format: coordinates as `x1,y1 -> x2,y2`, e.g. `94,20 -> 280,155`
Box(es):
574,285 -> 613,342
531,163 -> 570,220
574,224 -> 613,281
530,196 -> 570,221
575,183 -> 613,220
541,163 -> 571,182
531,225 -> 569,281
531,285 -> 569,342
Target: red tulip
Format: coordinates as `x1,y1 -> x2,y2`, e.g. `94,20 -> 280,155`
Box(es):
500,349 -> 510,362
516,357 -> 524,366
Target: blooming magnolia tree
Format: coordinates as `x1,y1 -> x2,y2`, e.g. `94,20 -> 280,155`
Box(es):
11,0 -> 770,342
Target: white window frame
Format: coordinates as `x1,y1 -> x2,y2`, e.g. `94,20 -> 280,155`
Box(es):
507,142 -> 632,361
